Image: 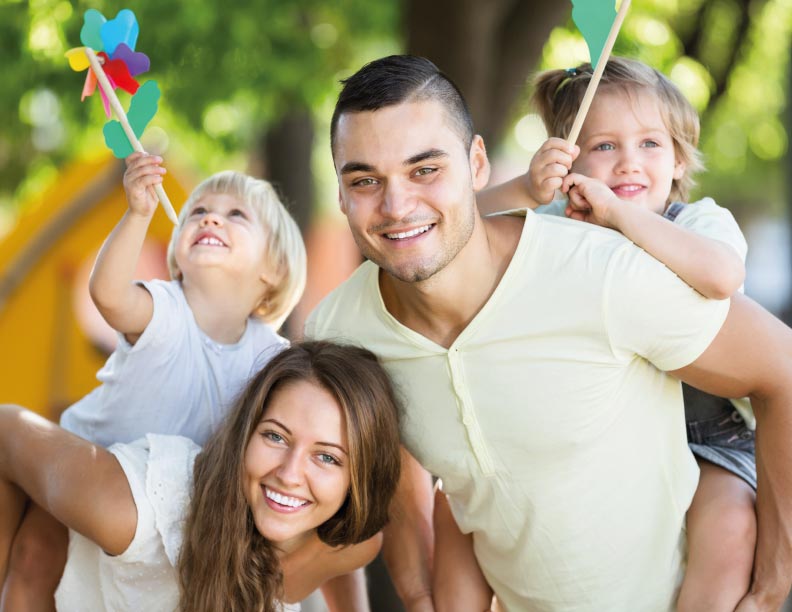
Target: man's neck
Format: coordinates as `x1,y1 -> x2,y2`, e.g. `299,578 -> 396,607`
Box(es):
380,214 -> 523,348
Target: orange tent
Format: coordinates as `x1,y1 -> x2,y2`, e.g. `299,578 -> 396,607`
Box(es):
0,155 -> 190,419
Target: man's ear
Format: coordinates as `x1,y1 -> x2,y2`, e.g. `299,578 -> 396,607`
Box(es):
469,135 -> 491,192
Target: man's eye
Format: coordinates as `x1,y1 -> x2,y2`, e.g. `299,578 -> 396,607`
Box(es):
415,167 -> 436,176
353,178 -> 377,187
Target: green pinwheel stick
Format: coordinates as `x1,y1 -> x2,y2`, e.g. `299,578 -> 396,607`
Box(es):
84,46 -> 178,224
566,0 -> 632,146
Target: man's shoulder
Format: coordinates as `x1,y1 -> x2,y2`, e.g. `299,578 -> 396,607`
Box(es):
305,260 -> 379,340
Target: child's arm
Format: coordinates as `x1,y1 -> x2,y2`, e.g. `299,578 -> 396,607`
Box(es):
432,488 -> 493,612
477,138 -> 578,216
89,153 -> 167,343
564,173 -> 745,300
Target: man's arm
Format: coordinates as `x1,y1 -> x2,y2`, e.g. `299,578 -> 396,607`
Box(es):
382,448 -> 436,612
670,293 -> 792,610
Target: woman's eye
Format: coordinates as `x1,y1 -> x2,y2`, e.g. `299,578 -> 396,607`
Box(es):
264,431 -> 284,443
318,453 -> 340,466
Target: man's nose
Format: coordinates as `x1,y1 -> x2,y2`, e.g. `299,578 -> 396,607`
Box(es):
381,179 -> 417,220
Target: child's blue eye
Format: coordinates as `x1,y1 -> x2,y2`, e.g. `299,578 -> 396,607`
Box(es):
230,209 -> 247,218
642,140 -> 659,148
594,143 -> 615,151
191,206 -> 206,215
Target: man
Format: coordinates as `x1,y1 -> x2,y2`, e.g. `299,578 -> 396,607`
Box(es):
306,55 -> 792,611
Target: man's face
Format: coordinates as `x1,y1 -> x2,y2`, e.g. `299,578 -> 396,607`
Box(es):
333,100 -> 489,284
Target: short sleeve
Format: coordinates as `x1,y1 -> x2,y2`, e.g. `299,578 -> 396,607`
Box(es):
675,198 -> 748,263
534,199 -> 567,217
604,241 -> 730,372
109,435 -> 200,566
116,280 -> 187,355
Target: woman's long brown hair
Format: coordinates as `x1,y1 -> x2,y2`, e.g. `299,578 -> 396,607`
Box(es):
177,341 -> 402,612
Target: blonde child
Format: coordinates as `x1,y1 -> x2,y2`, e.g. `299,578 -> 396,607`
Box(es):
1,154 -> 307,611
435,57 -> 756,612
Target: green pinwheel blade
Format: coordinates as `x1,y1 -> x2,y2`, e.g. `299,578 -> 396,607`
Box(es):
571,0 -> 617,68
103,80 -> 160,158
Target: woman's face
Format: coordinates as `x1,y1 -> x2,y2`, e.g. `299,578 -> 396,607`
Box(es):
243,379 -> 351,554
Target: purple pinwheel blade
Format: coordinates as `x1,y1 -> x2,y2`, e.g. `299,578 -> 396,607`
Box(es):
101,9 -> 139,56
80,9 -> 106,50
112,43 -> 150,77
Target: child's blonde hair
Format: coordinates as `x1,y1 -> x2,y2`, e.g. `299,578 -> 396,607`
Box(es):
166,171 -> 307,329
532,57 -> 704,203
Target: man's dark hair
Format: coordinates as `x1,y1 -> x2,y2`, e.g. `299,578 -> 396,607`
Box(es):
330,55 -> 474,154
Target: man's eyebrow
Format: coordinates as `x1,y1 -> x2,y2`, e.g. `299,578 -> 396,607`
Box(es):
405,149 -> 448,166
340,161 -> 375,175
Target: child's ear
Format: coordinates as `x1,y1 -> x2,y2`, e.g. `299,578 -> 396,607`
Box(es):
673,159 -> 686,180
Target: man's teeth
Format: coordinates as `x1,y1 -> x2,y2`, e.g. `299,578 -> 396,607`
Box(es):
385,225 -> 431,240
265,488 -> 308,508
197,236 -> 225,246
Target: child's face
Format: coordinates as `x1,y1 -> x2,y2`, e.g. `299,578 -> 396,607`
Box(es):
572,87 -> 686,214
174,193 -> 273,286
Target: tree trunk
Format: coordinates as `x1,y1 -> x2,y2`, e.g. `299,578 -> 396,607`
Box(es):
406,0 -> 570,148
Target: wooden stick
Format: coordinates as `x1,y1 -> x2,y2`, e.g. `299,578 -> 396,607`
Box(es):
83,47 -> 179,225
566,0 -> 632,146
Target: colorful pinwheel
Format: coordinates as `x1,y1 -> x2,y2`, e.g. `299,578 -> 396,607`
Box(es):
65,9 -> 177,224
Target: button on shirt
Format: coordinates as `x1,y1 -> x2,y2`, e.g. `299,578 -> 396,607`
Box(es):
306,210 -> 729,611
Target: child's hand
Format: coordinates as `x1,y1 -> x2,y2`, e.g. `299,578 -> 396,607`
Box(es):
123,153 -> 166,217
528,138 -> 579,204
562,173 -> 624,229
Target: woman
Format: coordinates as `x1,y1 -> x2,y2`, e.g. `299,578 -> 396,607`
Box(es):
0,341 -> 402,612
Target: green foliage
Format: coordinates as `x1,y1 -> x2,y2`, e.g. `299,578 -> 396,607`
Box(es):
0,0 -> 398,212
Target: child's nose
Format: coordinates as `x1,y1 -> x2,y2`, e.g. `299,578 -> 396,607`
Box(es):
615,151 -> 640,173
200,212 -> 222,226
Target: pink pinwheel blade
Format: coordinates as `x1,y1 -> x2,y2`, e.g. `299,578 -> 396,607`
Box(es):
111,43 -> 150,77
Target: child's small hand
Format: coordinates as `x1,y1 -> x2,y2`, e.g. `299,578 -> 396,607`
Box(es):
562,173 -> 624,229
123,153 -> 166,217
528,138 -> 579,204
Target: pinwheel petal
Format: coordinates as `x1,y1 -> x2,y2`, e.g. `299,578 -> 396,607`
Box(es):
102,56 -> 141,96
81,70 -> 97,101
80,9 -> 106,50
101,9 -> 139,56
103,80 -> 160,158
65,47 -> 90,71
111,43 -> 150,77
99,80 -> 113,117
